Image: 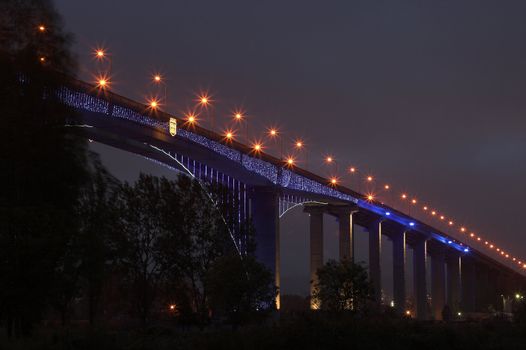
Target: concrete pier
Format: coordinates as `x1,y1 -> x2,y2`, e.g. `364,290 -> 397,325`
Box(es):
250,186 -> 280,307
392,230 -> 406,314
329,205 -> 359,261
304,204 -> 326,307
368,220 -> 382,302
413,238 -> 428,319
461,257 -> 476,312
446,252 -> 461,312
430,248 -> 446,320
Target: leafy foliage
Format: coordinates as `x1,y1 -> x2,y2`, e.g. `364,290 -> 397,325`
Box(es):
0,0 -> 87,338
207,254 -> 276,325
312,259 -> 372,312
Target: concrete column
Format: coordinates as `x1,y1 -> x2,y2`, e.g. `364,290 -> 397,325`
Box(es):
329,205 -> 358,261
392,231 -> 406,314
413,238 -> 428,320
476,266 -> 490,312
431,249 -> 446,320
338,209 -> 352,261
368,220 -> 382,302
250,186 -> 280,308
461,257 -> 476,312
446,252 -> 461,312
304,205 -> 326,308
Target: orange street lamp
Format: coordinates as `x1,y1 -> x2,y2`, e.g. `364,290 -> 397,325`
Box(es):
253,143 -> 262,152
95,49 -> 106,60
233,110 -> 249,141
293,139 -> 308,168
93,47 -> 112,75
224,130 -> 235,141
197,94 -> 211,107
267,127 -> 283,159
185,113 -> 197,125
148,98 -> 160,110
152,73 -> 167,105
324,155 -> 339,174
196,92 -> 213,129
97,78 -> 108,89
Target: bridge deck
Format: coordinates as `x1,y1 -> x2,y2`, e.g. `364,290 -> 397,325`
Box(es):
61,78 -> 525,281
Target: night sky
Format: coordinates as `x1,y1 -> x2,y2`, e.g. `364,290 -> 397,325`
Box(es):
55,0 -> 526,298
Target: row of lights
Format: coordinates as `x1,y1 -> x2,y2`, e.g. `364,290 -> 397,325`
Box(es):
92,44 -> 525,272
38,32 -> 523,272
396,190 -> 525,269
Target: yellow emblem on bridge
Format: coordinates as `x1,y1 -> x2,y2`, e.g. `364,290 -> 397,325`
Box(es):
169,117 -> 177,136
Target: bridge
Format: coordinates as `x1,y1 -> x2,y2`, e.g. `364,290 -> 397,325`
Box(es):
60,78 -> 526,320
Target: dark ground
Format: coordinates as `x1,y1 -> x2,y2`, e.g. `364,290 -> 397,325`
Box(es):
1,314 -> 525,350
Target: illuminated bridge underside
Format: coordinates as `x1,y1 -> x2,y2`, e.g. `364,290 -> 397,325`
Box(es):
61,83 -> 526,318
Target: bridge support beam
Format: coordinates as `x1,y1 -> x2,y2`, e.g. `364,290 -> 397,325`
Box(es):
392,230 -> 406,314
430,248 -> 446,320
461,257 -> 476,312
413,238 -> 428,320
477,266 -> 493,312
304,204 -> 326,309
329,205 -> 358,262
446,252 -> 461,313
368,220 -> 382,302
250,187 -> 280,308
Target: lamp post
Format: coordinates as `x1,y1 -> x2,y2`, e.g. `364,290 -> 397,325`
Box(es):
233,111 -> 248,143
152,74 -> 167,107
324,155 -> 339,183
93,47 -> 112,75
268,128 -> 283,159
197,93 -> 213,130
294,139 -> 308,169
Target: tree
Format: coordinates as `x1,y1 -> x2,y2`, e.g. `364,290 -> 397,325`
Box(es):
0,0 -> 87,338
77,153 -> 120,326
114,174 -> 173,325
47,153 -> 119,327
163,176 -> 235,326
206,253 -> 276,325
312,259 -> 372,312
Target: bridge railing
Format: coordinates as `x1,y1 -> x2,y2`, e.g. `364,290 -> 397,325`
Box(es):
62,77 -> 525,279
